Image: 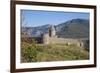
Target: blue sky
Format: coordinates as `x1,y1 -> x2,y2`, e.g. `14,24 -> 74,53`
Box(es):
21,10 -> 89,27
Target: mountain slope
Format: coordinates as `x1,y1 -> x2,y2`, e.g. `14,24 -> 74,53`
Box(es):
56,19 -> 89,38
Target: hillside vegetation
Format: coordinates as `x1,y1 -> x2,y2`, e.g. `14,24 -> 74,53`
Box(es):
21,38 -> 89,63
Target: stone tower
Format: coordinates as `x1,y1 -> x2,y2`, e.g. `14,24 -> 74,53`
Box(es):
49,25 -> 56,37
43,25 -> 57,44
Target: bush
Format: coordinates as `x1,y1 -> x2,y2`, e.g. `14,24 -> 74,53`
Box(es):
21,45 -> 37,62
21,43 -> 89,62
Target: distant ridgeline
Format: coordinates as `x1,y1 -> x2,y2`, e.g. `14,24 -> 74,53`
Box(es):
21,19 -> 89,50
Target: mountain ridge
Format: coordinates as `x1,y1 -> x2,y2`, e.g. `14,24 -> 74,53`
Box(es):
21,19 -> 89,38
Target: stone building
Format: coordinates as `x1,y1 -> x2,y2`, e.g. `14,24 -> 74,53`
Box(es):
42,25 -> 89,49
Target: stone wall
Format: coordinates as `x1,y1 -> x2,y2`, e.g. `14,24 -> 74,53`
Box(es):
42,25 -> 89,49
43,33 -> 88,49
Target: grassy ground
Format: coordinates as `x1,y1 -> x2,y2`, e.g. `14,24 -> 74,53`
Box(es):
21,42 -> 89,63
